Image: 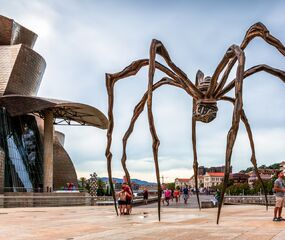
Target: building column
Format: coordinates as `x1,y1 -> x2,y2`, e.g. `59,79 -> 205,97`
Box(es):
43,110 -> 53,192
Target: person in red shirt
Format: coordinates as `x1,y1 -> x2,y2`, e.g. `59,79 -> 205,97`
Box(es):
164,188 -> 171,206
122,183 -> 133,215
173,187 -> 180,204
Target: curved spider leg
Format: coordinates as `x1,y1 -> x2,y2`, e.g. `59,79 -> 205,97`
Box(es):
192,117 -> 201,209
214,22 -> 285,97
106,60 -> 181,216
221,96 -> 269,210
121,78 -> 184,193
240,109 -> 269,210
147,40 -> 174,221
148,39 -> 203,99
192,70 -> 204,210
205,50 -> 235,98
106,56 -> 192,216
106,73 -> 119,216
216,45 -> 245,224
216,64 -> 285,98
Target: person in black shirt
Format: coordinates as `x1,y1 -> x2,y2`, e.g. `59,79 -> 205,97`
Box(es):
143,187 -> 149,205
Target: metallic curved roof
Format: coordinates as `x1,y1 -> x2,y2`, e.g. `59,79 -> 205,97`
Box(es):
0,15 -> 38,48
0,95 -> 108,129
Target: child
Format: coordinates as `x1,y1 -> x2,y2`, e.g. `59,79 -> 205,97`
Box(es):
117,189 -> 127,215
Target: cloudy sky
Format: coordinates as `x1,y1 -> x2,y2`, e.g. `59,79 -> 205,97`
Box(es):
2,0 -> 285,182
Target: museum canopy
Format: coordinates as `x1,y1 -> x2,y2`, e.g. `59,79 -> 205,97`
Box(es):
0,95 -> 108,128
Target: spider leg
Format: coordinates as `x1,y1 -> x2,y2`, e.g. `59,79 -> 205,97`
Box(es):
240,109 -> 269,210
192,117 -> 201,209
148,39 -> 203,98
192,70 -> 204,210
107,57 -> 201,98
120,73 -> 202,211
214,22 -> 285,97
216,45 -> 245,224
216,64 -> 285,98
221,96 -> 269,210
147,40 -> 175,221
106,40 -> 199,218
121,78 -> 184,193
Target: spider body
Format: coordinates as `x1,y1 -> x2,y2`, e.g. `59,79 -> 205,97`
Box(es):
193,74 -> 218,122
105,22 -> 285,223
193,100 -> 218,123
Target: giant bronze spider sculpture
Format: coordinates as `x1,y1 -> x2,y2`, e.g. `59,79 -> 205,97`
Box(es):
105,22 -> 285,223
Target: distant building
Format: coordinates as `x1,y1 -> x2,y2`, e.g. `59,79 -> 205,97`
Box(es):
189,175 -> 204,188
198,165 -> 232,175
279,162 -> 285,172
230,173 -> 249,184
138,185 -> 157,191
247,169 -> 275,186
203,172 -> 224,188
175,178 -> 191,189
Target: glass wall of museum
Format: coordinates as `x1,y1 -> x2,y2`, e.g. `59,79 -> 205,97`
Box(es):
0,108 -> 44,192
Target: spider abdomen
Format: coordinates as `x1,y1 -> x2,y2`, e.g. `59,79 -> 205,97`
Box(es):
193,100 -> 218,123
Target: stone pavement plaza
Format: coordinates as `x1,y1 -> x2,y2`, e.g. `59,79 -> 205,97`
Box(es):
0,203 -> 285,240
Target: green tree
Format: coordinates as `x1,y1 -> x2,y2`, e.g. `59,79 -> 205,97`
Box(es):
251,179 -> 274,195
166,182 -> 175,190
259,164 -> 267,169
226,183 -> 250,195
96,178 -> 106,196
78,177 -> 87,191
244,167 -> 254,173
268,163 -> 280,169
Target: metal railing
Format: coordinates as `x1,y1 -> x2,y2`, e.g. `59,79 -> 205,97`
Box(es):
224,195 -> 276,205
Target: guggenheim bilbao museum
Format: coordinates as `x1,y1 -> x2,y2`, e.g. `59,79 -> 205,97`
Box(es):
0,15 -> 108,193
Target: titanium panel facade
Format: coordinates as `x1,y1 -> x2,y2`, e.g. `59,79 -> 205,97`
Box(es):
0,15 -> 37,48
0,45 -> 46,96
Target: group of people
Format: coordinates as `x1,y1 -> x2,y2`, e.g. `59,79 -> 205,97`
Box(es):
115,170 -> 285,222
117,183 -> 133,215
161,186 -> 190,206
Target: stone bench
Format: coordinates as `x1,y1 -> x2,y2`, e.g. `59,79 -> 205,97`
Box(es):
201,201 -> 215,208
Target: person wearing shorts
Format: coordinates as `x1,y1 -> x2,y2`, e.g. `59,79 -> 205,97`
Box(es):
122,183 -> 133,215
117,187 -> 127,215
273,170 -> 285,221
183,186 -> 189,205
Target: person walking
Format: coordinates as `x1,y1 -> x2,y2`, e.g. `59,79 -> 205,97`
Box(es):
183,185 -> 189,205
215,189 -> 221,206
143,187 -> 149,205
165,188 -> 171,206
173,187 -> 180,204
171,189 -> 174,202
161,189 -> 165,205
273,170 -> 285,221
